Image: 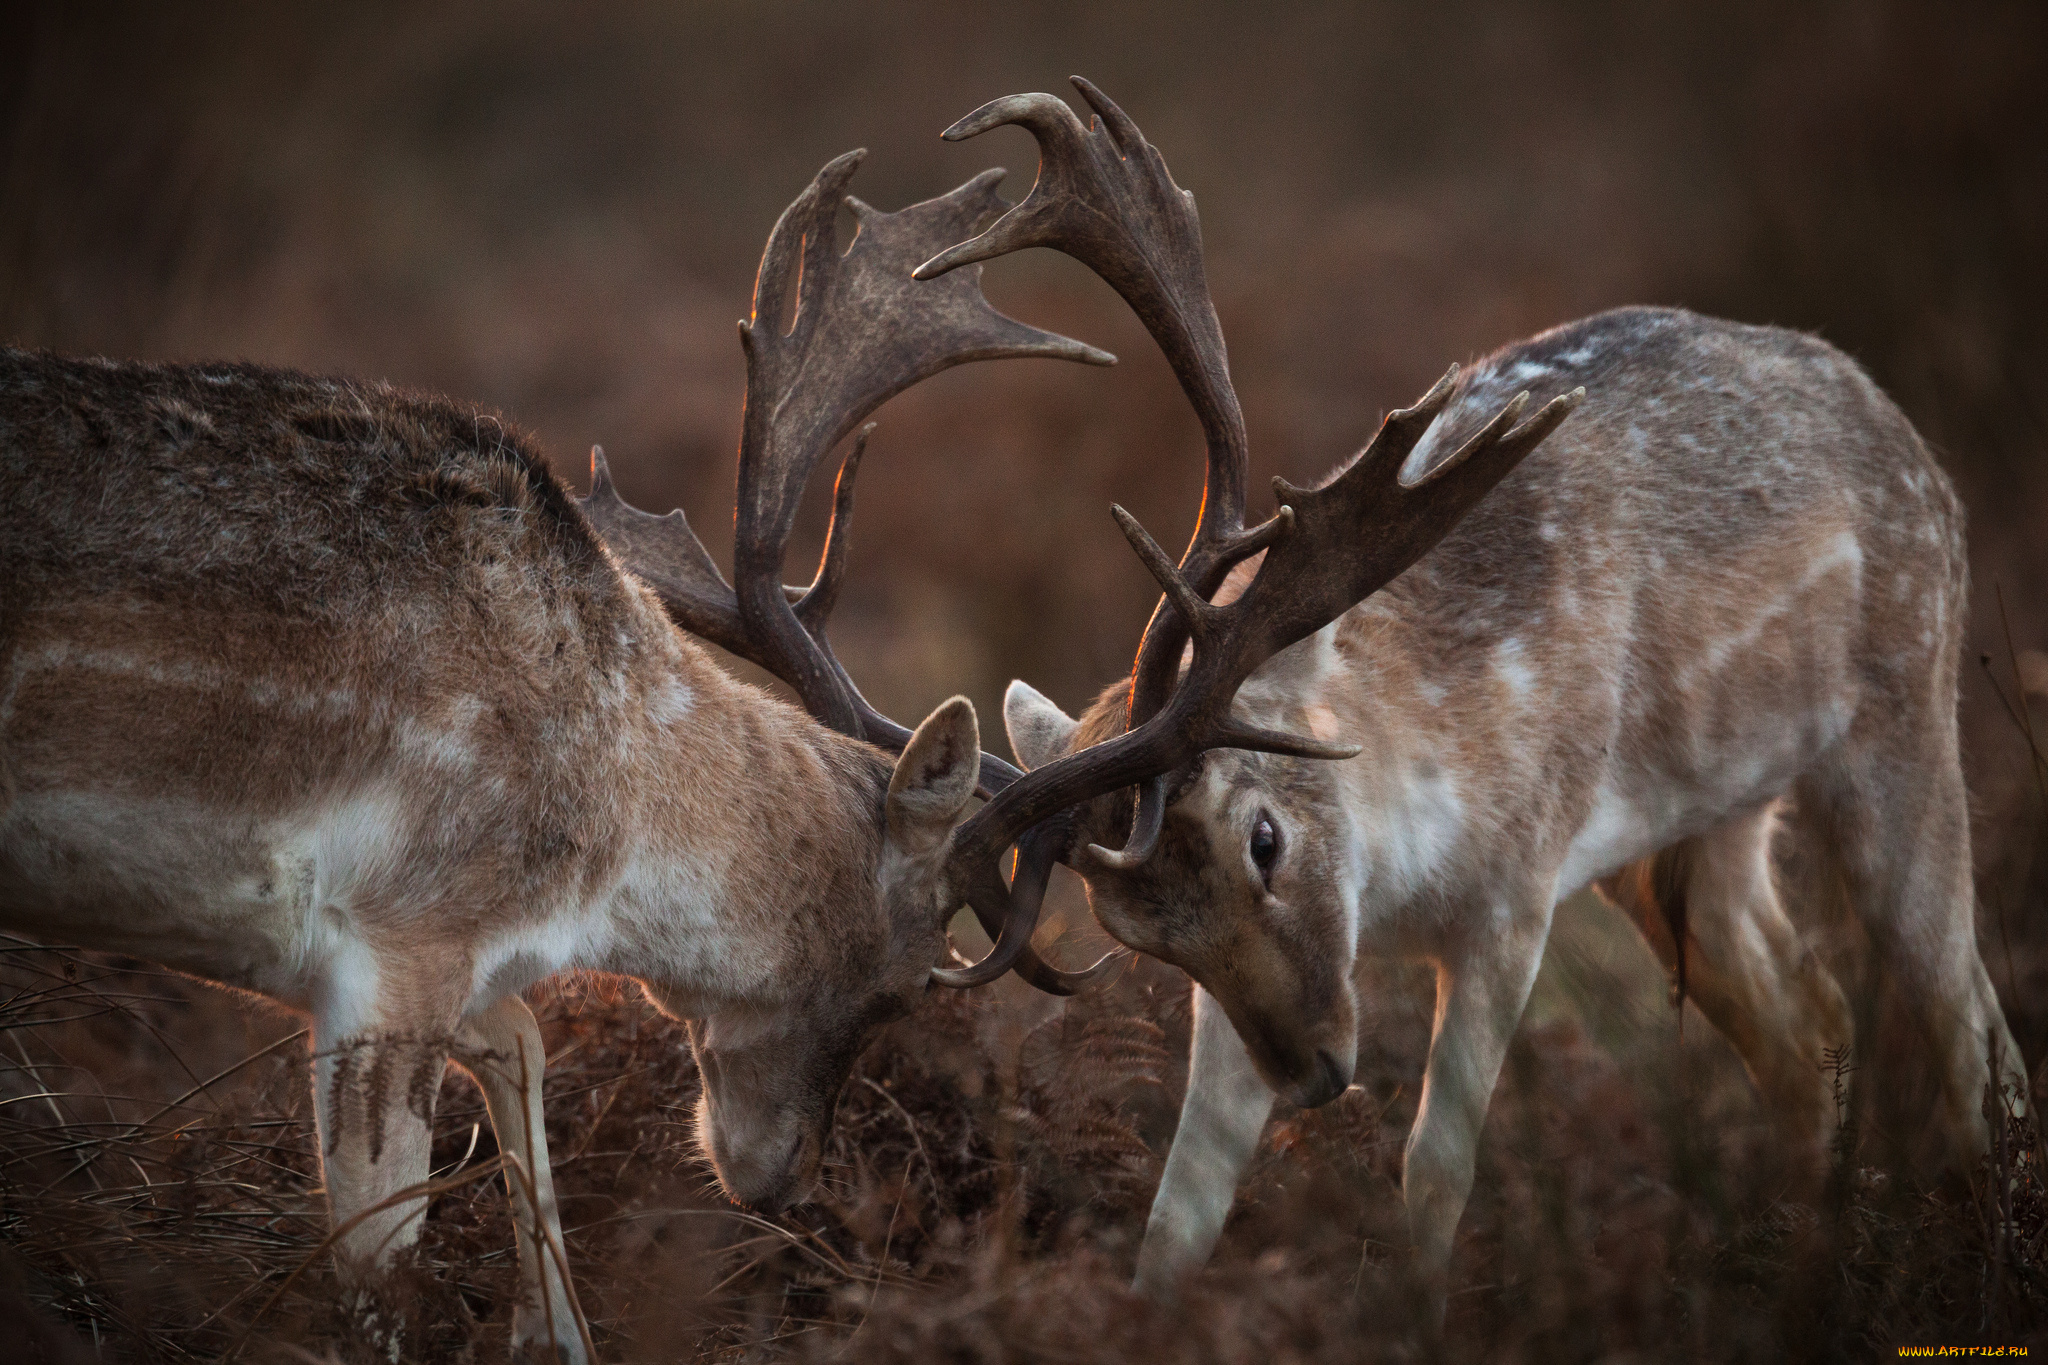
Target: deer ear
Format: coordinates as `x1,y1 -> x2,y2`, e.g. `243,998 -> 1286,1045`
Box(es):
886,696 -> 981,859
1002,681 -> 1079,772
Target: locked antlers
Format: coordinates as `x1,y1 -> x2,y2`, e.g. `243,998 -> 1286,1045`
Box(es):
916,78 -> 1582,950
583,87 -> 1579,995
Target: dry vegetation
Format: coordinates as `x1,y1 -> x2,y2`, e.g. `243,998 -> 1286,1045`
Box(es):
4,1 -> 2047,1360
3,896 -> 2046,1362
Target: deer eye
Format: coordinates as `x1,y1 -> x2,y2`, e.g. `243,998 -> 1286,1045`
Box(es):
1249,814 -> 1281,886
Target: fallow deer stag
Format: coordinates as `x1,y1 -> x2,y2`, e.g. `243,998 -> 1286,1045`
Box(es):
0,148 -> 1140,1362
920,79 -> 2026,1298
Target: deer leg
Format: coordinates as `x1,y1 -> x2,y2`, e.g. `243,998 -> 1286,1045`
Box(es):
453,994 -> 590,1365
1133,984 -> 1277,1299
1404,898 -> 1552,1293
1798,738 -> 2025,1166
309,983 -> 448,1358
1596,803 -> 1853,1159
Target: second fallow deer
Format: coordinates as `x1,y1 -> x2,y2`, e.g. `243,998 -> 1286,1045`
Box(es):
923,79 -> 2025,1297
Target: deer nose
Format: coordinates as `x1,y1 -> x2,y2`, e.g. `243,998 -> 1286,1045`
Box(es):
721,1129 -> 819,1215
1290,1048 -> 1349,1109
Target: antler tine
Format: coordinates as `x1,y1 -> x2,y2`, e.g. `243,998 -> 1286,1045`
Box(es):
1086,775 -> 1169,870
742,150 -> 865,391
586,435 -> 915,694
932,825 -> 1053,989
1109,504 -> 1220,643
917,77 -> 1253,627
578,445 -> 758,665
938,846 -> 1121,994
732,157 -> 1113,737
792,425 -> 870,634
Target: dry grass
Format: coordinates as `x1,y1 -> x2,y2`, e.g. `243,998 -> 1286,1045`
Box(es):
3,907 -> 2044,1363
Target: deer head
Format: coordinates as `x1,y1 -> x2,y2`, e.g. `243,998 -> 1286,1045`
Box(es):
669,697 -> 989,1212
920,78 -> 1583,1107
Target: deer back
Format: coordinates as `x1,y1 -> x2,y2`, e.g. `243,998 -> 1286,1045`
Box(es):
0,350 -> 896,996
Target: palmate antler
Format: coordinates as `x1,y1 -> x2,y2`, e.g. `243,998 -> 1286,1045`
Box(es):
579,150 -> 1121,993
915,79 -> 1582,983
582,151 -> 1108,767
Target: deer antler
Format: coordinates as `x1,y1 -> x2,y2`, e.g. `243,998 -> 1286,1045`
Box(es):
915,80 -> 1256,633
917,79 -> 1581,983
579,150 -> 1121,994
582,151 -> 1110,771
735,154 -> 1114,742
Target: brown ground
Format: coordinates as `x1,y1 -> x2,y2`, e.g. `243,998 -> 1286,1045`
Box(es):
2,895 -> 2044,1361
3,2 -> 2046,1359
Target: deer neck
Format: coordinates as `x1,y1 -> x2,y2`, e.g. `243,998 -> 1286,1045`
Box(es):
597,635 -> 893,1018
1254,612 -> 1472,913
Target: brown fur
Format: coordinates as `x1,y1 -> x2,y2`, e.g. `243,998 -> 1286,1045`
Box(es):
0,347 -> 985,1363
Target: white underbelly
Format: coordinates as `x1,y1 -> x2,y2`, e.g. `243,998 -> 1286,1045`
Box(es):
0,788 -> 341,1004
1552,748 -> 1817,898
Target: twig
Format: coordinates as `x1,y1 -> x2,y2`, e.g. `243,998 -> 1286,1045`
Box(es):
860,1075 -> 940,1200
1993,582 -> 2048,801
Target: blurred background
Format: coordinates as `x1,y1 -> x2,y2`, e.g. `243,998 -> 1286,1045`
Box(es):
5,2 -> 2047,1357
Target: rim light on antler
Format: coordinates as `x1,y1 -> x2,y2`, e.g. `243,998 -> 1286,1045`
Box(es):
580,83 -> 1579,994
914,79 -> 1581,984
